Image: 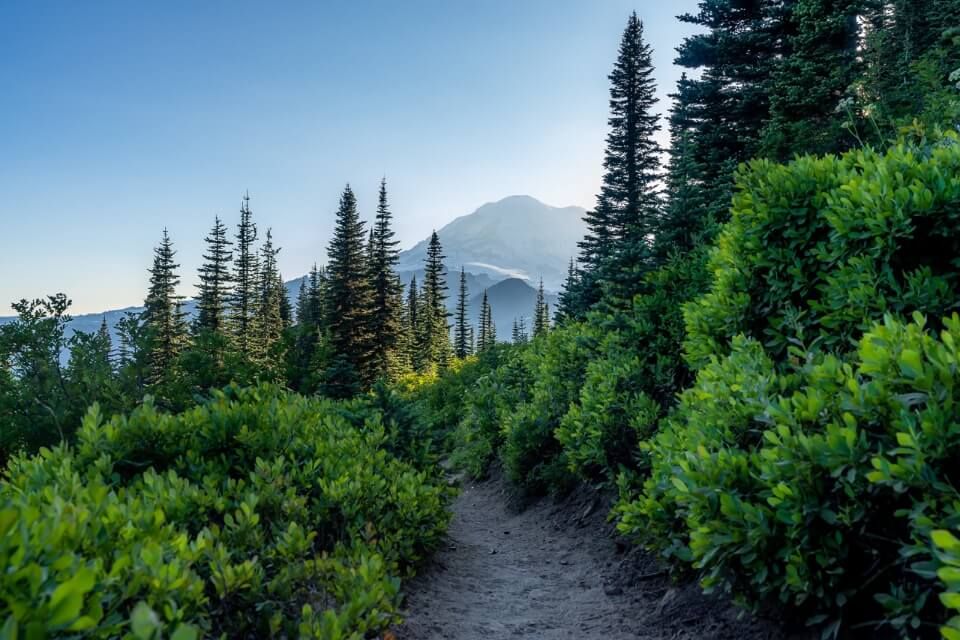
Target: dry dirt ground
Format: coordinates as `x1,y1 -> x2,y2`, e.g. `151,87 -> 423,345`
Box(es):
396,472 -> 791,640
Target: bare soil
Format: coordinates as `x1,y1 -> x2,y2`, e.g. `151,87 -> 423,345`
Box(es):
397,471 -> 791,639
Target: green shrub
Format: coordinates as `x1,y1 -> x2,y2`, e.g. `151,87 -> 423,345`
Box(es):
684,137 -> 960,370
501,326 -> 596,493
619,312 -> 960,635
556,250 -> 710,484
0,384 -> 450,639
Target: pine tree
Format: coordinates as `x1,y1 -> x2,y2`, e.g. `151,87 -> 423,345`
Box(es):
655,79 -> 712,260
367,178 -> 403,380
253,229 -> 284,361
533,277 -> 550,338
554,259 -> 580,324
511,317 -> 528,345
195,215 -> 233,334
229,192 -> 259,357
477,290 -> 491,352
323,185 -> 374,393
419,231 -> 452,367
761,0 -> 861,159
576,13 -> 663,313
278,272 -> 292,329
454,267 -> 472,359
142,229 -> 188,385
668,0 -> 784,234
97,316 -> 113,369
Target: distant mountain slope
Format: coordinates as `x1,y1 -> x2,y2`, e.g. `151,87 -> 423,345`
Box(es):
397,195 -> 586,291
468,277 -> 559,340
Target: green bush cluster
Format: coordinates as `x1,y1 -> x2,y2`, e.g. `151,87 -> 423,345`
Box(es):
0,385 -> 450,639
613,135 -> 960,636
684,138 -> 960,369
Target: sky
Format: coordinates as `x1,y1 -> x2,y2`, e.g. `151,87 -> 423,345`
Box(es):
0,1 -> 701,314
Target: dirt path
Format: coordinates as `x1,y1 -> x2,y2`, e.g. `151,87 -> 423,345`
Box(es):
397,473 -> 787,640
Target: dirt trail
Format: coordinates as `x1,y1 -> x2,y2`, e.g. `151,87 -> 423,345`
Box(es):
397,473 -> 787,640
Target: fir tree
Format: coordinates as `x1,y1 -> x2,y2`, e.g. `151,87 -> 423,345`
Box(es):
511,316 -> 528,345
533,277 -> 550,338
454,267 -> 472,359
195,216 -> 233,334
367,178 -> 403,380
142,229 -> 188,385
229,192 -> 259,357
278,272 -> 292,329
323,185 -> 374,393
477,290 -> 491,352
655,78 -> 712,260
576,13 -> 663,313
554,258 -> 580,324
419,231 -> 451,367
761,0 -> 861,159
253,229 -> 284,361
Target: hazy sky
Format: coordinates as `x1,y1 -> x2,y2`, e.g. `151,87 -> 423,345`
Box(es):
0,1 -> 701,314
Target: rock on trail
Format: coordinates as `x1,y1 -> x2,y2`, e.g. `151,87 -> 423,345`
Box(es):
397,472 -> 787,639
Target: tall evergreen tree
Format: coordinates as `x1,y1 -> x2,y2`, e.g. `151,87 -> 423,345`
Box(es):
195,215 -> 233,334
142,229 -> 188,385
418,231 -> 451,367
477,290 -> 492,352
323,185 -> 374,393
253,229 -> 284,361
554,259 -> 580,324
533,278 -> 550,338
229,192 -> 259,357
575,13 -> 663,313
454,267 -> 472,359
655,80 -> 712,260
664,0 -> 784,243
511,317 -> 528,345
761,0 -> 861,159
367,178 -> 403,380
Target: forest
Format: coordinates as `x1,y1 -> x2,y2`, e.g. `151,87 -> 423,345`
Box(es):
3,0 -> 960,638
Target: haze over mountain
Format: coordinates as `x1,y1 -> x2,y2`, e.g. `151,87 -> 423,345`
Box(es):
397,195 -> 586,291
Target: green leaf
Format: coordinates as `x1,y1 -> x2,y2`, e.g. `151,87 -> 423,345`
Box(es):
130,602 -> 160,640
170,625 -> 199,640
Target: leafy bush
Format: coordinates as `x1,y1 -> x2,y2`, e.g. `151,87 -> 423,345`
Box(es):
557,250 -> 709,484
620,309 -> 960,635
0,384 -> 450,639
684,137 -> 960,370
501,325 -> 597,493
449,347 -> 530,478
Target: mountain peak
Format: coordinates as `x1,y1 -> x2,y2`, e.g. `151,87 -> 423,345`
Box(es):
397,196 -> 586,290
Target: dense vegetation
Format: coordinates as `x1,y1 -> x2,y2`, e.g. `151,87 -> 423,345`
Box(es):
0,385 -> 448,638
3,1 -> 960,638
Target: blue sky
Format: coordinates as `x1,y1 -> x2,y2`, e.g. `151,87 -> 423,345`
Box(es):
0,1 -> 700,314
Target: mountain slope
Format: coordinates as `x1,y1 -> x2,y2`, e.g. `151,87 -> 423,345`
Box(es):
397,195 -> 586,291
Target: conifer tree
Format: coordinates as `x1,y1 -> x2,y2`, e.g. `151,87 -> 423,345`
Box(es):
278,272 -> 292,329
253,229 -> 284,360
418,231 -> 451,367
761,0 -> 861,159
533,278 -> 550,338
576,13 -> 662,313
654,80 -> 712,261
453,267 -> 472,359
323,185 -> 374,393
195,216 -> 233,334
367,178 -> 403,380
511,317 -> 528,345
97,316 -> 113,368
142,229 -> 188,385
477,290 -> 492,352
229,192 -> 259,357
554,259 -> 580,324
